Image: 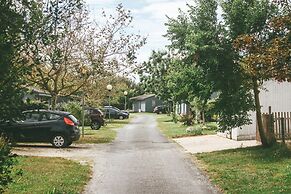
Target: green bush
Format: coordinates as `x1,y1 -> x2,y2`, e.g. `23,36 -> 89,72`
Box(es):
24,99 -> 48,110
62,101 -> 91,125
187,129 -> 203,135
171,112 -> 178,123
179,114 -> 194,126
204,123 -> 218,131
0,136 -> 17,193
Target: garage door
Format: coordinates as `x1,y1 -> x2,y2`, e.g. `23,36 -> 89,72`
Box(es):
141,101 -> 146,112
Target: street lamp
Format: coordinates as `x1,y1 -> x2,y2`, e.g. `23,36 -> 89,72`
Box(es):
106,84 -> 112,121
124,91 -> 128,110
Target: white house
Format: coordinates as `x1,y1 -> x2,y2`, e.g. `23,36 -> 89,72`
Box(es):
226,80 -> 291,140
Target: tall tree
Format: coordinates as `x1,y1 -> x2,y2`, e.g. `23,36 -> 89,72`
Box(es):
164,0 -> 253,129
233,0 -> 290,146
27,2 -> 145,109
0,0 -> 38,121
26,0 -> 88,109
139,51 -> 172,101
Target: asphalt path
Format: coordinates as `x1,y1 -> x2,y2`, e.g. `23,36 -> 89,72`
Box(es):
84,114 -> 219,194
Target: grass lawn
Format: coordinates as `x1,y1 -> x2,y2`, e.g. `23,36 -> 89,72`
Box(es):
156,114 -> 217,138
76,118 -> 131,144
195,145 -> 291,194
5,156 -> 90,194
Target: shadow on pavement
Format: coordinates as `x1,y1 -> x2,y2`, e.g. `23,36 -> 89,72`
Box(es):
13,143 -> 90,149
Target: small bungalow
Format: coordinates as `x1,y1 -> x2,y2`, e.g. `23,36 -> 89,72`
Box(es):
23,87 -> 52,104
130,94 -> 163,112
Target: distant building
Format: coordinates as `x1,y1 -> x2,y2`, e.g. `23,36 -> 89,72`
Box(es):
130,94 -> 163,112
23,87 -> 52,103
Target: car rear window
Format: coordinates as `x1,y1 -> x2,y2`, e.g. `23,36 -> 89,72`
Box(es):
68,115 -> 78,124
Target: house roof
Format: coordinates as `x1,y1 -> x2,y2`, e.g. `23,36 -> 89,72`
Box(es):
130,94 -> 156,101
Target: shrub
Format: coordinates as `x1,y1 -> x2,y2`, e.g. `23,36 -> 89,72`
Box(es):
24,99 -> 48,110
171,112 -> 178,123
62,101 -> 91,125
185,127 -> 203,135
0,136 -> 16,192
179,114 -> 194,126
189,129 -> 203,135
204,123 -> 218,131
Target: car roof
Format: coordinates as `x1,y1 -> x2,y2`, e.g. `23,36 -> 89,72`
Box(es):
23,109 -> 70,116
104,106 -> 120,110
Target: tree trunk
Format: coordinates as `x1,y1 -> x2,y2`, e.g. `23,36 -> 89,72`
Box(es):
202,110 -> 205,125
51,94 -> 58,110
252,78 -> 270,147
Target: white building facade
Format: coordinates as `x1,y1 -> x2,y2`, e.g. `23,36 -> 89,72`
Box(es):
222,80 -> 291,140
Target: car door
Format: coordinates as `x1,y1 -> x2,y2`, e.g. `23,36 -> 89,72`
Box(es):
36,112 -> 61,141
109,108 -> 117,119
16,112 -> 41,142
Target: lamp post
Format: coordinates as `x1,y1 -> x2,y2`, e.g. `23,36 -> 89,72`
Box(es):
106,84 -> 112,122
81,92 -> 85,137
124,91 -> 128,110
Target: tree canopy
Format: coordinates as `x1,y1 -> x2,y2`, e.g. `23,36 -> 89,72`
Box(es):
138,0 -> 290,146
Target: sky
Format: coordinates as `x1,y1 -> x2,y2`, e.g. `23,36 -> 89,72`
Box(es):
85,0 -> 190,63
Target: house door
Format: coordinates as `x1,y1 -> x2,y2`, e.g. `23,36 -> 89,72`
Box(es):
141,101 -> 146,112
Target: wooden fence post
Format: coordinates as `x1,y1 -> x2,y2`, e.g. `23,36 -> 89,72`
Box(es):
280,117 -> 285,144
267,106 -> 276,144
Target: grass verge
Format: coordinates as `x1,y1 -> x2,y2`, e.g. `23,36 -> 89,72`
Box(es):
156,114 -> 217,138
5,156 -> 90,194
76,118 -> 131,144
195,144 -> 291,194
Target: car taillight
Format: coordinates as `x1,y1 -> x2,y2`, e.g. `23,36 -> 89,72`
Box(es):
64,117 -> 74,126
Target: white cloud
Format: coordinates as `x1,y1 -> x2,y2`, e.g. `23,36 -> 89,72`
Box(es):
85,0 -> 190,64
135,1 -> 188,21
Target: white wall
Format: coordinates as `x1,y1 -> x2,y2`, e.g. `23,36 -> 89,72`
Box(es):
232,80 -> 291,140
175,103 -> 188,115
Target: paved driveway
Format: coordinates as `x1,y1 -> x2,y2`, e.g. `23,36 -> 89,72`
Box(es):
174,135 -> 260,154
84,114 -> 219,194
13,114 -> 220,194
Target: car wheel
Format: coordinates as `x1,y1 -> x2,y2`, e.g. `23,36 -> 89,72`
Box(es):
91,122 -> 101,130
119,115 -> 124,120
51,134 -> 67,148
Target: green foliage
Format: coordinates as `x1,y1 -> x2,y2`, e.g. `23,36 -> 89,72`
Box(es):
179,114 -> 193,126
139,51 -> 173,101
28,2 -> 145,109
0,0 -> 37,122
0,137 -> 16,193
187,129 -> 203,136
24,99 -> 48,110
164,0 -> 255,131
62,101 -> 90,125
171,112 -> 178,123
156,0 -> 281,132
62,102 -> 83,121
